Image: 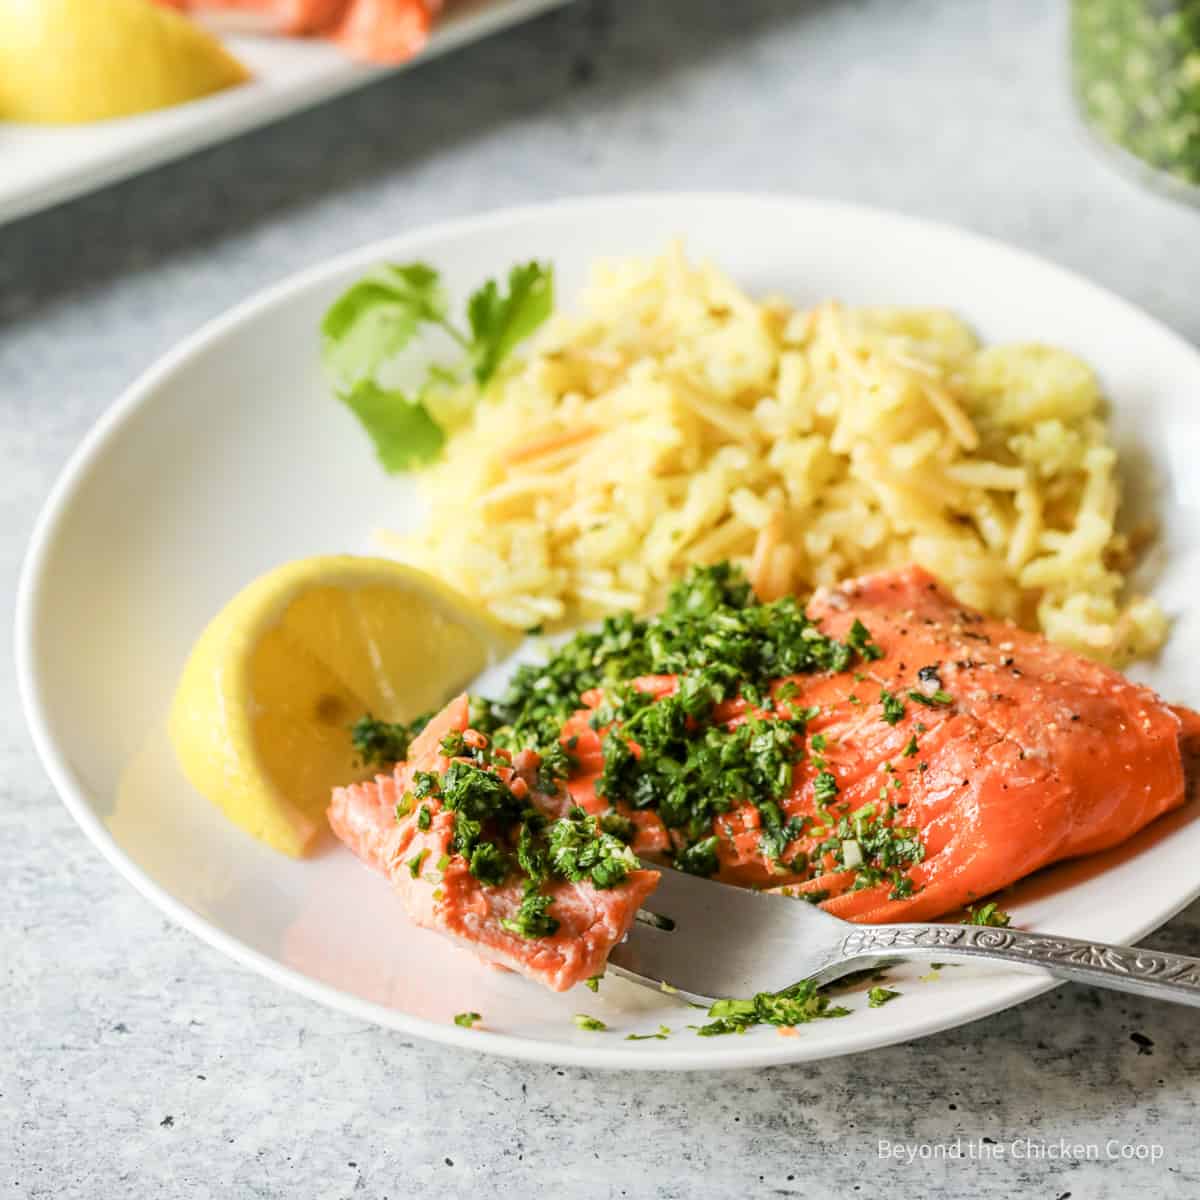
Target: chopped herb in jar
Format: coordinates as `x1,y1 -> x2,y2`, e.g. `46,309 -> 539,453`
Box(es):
1072,0 -> 1200,190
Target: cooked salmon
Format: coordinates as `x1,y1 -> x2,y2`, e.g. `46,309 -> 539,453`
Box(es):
159,0 -> 442,62
329,694 -> 660,992
330,564 -> 1198,991
561,566 -> 1199,923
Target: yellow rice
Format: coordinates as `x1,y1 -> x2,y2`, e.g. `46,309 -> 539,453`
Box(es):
382,244 -> 1166,665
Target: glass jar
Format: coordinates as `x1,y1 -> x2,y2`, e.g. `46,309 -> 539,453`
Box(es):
1071,0 -> 1200,203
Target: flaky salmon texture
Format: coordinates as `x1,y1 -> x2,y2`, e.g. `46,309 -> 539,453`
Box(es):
330,565 -> 1200,992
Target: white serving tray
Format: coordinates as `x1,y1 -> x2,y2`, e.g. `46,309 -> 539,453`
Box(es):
0,0 -> 570,227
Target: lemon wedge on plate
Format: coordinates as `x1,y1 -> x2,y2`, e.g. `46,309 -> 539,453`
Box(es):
0,0 -> 250,125
168,556 -> 517,858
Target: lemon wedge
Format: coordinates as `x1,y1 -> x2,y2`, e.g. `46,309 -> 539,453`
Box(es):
168,556 -> 517,857
0,0 -> 250,125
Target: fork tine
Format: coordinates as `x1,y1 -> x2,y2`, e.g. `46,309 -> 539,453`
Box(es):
606,866 -> 849,1002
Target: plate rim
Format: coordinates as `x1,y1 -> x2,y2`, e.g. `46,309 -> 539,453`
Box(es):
18,190 -> 1200,1069
0,0 -> 574,228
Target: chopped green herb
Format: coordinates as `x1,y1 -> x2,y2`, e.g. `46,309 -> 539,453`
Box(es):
573,1014 -> 607,1032
879,689 -> 906,725
625,1025 -> 672,1041
547,808 -> 638,889
412,770 -> 440,799
1072,0 -> 1200,190
351,712 -> 431,767
500,884 -> 559,939
675,835 -> 721,877
694,980 -> 851,1036
964,901 -> 1011,927
846,618 -> 885,662
584,974 -> 603,994
901,734 -> 919,757
868,986 -> 901,1008
813,770 -> 840,803
416,804 -> 432,831
907,689 -> 954,707
407,849 -> 429,878
467,841 -> 509,887
453,1011 -> 481,1028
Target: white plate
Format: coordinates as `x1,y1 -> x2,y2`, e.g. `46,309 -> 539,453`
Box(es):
0,0 -> 570,227
16,193 -> 1200,1070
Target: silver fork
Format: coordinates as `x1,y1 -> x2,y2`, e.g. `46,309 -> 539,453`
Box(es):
607,866 -> 1200,1007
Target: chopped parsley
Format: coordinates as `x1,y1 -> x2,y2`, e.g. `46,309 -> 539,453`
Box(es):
693,980 -> 851,1036
584,974 -> 603,993
964,901 -> 1011,927
907,688 -> 954,707
867,986 -> 901,1008
349,562 -> 929,937
846,618 -> 884,662
501,884 -> 559,939
407,849 -> 429,878
901,734 -> 919,757
625,1025 -> 672,1041
467,841 -> 509,887
811,806 -> 924,898
675,835 -> 720,877
453,1011 -> 481,1028
547,808 -> 638,889
350,712 -> 431,767
813,770 -> 840,804
879,689 -> 906,725
573,1014 -> 607,1032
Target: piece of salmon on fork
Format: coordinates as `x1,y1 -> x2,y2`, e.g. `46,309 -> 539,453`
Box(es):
329,694 -> 661,992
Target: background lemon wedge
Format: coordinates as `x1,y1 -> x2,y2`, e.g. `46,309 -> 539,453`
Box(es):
0,0 -> 250,124
169,556 -> 518,858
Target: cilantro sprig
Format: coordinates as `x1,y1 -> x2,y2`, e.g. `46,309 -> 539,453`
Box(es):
321,260 -> 553,471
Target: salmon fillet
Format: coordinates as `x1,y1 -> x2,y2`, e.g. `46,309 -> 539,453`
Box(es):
329,694 -> 659,992
562,565 -> 1200,924
330,564 -> 1198,991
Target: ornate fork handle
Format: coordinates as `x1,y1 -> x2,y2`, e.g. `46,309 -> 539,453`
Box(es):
839,924 -> 1200,1007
